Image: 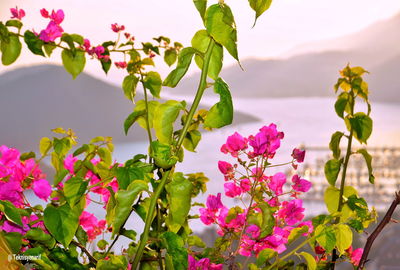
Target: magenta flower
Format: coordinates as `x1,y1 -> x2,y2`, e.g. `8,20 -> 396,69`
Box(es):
40,8 -> 49,18
292,148 -> 305,163
224,182 -> 242,198
0,180 -> 23,207
248,124 -> 284,157
217,160 -> 234,180
49,9 -> 64,24
10,7 -> 25,20
64,154 -> 78,174
115,61 -> 128,69
206,193 -> 223,211
240,178 -> 251,192
268,172 -> 286,195
297,221 -> 313,236
277,199 -> 305,226
79,211 -> 106,241
350,248 -> 363,266
33,178 -> 52,201
39,21 -> 64,42
246,224 -> 261,239
220,132 -> 248,157
291,174 -> 311,192
111,23 -> 125,33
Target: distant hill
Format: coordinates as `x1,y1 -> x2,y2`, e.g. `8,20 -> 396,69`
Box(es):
0,65 -> 259,152
170,13 -> 400,103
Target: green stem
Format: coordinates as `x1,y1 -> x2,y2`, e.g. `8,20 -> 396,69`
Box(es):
139,73 -> 153,147
131,39 -> 215,269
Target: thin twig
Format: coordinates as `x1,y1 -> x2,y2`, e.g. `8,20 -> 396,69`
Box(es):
356,191 -> 400,269
71,240 -> 97,265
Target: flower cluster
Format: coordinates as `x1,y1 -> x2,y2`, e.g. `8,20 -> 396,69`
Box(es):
198,124 -> 312,259
188,255 -> 223,270
10,7 -> 25,20
39,9 -> 65,42
79,211 -> 107,241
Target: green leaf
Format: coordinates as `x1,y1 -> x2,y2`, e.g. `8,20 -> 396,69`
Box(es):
2,232 -> 23,254
193,0 -> 207,21
182,130 -> 202,152
161,232 -> 188,270
44,204 -> 80,247
61,49 -> 86,79
0,200 -> 22,226
1,34 -> 21,65
256,248 -> 277,267
163,47 -> 196,87
187,235 -> 206,248
97,255 -> 128,270
124,110 -> 146,135
150,141 -> 178,169
73,144 -> 89,157
143,71 -> 162,98
49,247 -> 85,270
287,226 -> 309,244
333,224 -> 352,254
248,0 -> 273,26
54,168 -> 69,186
25,228 -> 55,248
192,30 -> 223,80
24,30 -> 45,56
324,159 -> 342,186
165,173 -> 193,233
122,74 -> 139,101
164,49 -> 178,66
204,78 -> 233,128
134,100 -> 160,130
154,100 -> 185,143
75,226 -> 88,246
334,92 -> 349,119
39,137 -> 52,156
315,225 -> 336,252
357,149 -> 374,184
44,44 -> 56,57
329,132 -> 344,159
112,180 -> 148,238
298,252 -> 317,270
259,202 -> 275,238
5,20 -> 23,29
205,4 -> 239,61
64,177 -> 88,206
116,166 -> 145,190
20,151 -> 36,161
345,112 -> 373,144
98,147 -> 112,166
324,186 -> 358,222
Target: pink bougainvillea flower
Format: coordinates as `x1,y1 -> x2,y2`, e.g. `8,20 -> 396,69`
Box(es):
83,38 -> 91,51
33,178 -> 52,201
349,248 -> 363,266
49,9 -> 64,25
291,174 -> 311,192
220,132 -> 248,157
115,61 -> 127,69
39,21 -> 64,42
217,161 -> 234,180
0,180 -> 24,207
224,182 -> 242,198
64,154 -> 78,174
268,172 -> 286,195
206,193 -> 223,211
240,178 -> 251,192
79,211 -> 106,241
188,255 -> 223,270
10,7 -> 25,20
297,220 -> 313,236
40,8 -> 49,18
292,148 -> 305,163
111,23 -> 125,33
277,199 -> 305,226
246,224 -> 260,239
248,124 -> 284,157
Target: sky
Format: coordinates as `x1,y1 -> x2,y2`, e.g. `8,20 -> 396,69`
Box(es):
1,0 -> 400,84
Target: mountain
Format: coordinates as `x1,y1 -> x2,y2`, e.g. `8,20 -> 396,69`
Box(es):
171,13 -> 400,102
0,64 -> 259,152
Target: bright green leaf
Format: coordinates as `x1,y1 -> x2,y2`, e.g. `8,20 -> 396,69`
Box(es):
193,0 -> 207,21
122,74 -> 139,101
256,248 -> 276,267
150,141 -> 178,169
183,130 -> 202,152
324,159 -> 342,186
248,0 -> 273,26
345,112 -> 373,144
154,100 -> 185,143
64,177 -> 88,206
329,132 -> 344,159
315,225 -> 336,252
204,78 -> 233,128
61,49 -> 86,79
357,149 -> 374,184
39,137 -> 52,156
124,110 -> 146,135
0,200 -> 22,226
116,166 -> 145,190
1,34 -> 21,65
163,47 -> 196,87
164,49 -> 177,66
298,252 -> 317,270
161,232 -> 188,270
334,92 -> 350,119
333,224 -> 352,254
144,71 -> 162,98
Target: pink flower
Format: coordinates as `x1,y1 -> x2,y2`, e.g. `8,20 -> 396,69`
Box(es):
39,21 -> 64,42
240,178 -> 251,192
224,182 -> 241,198
206,193 -> 223,211
268,172 -> 286,195
33,179 -> 52,201
220,132 -> 248,157
277,199 -> 305,226
291,174 -> 311,192
111,23 -> 125,33
297,220 -> 313,236
83,39 -> 91,51
115,61 -> 127,69
79,211 -> 106,241
350,248 -> 363,266
248,124 -> 284,157
49,9 -> 64,25
292,148 -> 305,163
217,161 -> 234,180
10,7 -> 25,20
246,224 -> 260,239
40,8 -> 49,18
64,154 -> 78,174
0,180 -> 23,207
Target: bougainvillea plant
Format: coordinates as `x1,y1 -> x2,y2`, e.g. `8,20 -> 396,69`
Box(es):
0,1 -> 380,269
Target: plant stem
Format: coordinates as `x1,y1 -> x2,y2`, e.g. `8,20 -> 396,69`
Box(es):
71,240 -> 97,265
139,73 -> 154,148
131,39 -> 215,269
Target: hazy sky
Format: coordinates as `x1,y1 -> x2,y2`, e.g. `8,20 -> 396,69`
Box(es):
1,0 -> 400,83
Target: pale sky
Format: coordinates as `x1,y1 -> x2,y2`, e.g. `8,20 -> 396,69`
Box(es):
1,0 -> 400,84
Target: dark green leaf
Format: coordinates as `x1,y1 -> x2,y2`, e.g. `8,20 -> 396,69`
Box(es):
163,47 -> 196,87
143,71 -> 162,98
192,29 -> 223,80
165,173 -> 193,233
161,232 -> 188,270
44,204 -> 80,247
324,159 -> 342,186
20,151 -> 36,161
154,100 -> 185,143
329,131 -> 344,159
204,78 -> 233,128
54,168 -> 69,186
49,247 -> 85,270
116,167 -> 145,190
124,110 -> 146,135
5,20 -> 23,29
75,225 -> 88,246
0,200 -> 22,226
61,49 -> 86,79
334,92 -> 349,119
122,74 -> 139,101
64,177 -> 88,206
357,149 -> 374,184
1,34 -> 21,65
73,144 -> 89,157
24,30 -> 45,56
346,112 -> 373,144
205,4 -> 239,61
2,232 -> 23,254
112,180 -> 148,238
248,0 -> 273,26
